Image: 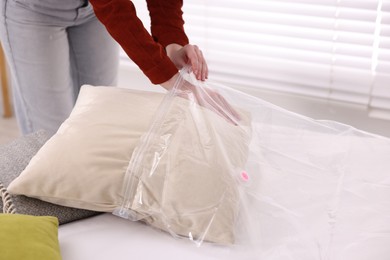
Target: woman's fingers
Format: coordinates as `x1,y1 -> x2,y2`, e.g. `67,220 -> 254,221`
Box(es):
184,45 -> 200,78
214,93 -> 240,122
165,43 -> 209,81
204,89 -> 241,125
194,47 -> 208,81
178,81 -> 241,125
192,45 -> 208,81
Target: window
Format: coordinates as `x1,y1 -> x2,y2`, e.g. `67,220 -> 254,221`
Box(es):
128,0 -> 390,119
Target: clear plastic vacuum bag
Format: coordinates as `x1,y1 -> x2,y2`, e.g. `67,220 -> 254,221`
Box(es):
114,69 -> 390,259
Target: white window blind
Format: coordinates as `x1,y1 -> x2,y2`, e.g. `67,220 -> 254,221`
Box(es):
129,0 -> 390,119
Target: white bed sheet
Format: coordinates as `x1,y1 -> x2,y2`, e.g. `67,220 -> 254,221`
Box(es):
59,213 -> 232,260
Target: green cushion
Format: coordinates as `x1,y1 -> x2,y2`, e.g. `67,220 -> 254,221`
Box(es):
0,214 -> 61,260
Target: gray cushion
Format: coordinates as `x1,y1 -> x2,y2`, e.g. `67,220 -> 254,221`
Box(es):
0,130 -> 100,224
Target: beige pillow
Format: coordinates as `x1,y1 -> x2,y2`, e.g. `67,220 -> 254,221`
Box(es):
8,85 -> 251,244
0,130 -> 99,224
8,86 -> 164,212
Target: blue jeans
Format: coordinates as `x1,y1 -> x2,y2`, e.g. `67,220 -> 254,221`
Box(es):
0,0 -> 119,135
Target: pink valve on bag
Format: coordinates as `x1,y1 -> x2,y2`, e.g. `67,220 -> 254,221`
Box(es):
241,171 -> 249,182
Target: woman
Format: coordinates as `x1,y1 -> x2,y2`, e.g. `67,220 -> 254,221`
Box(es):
0,0 -> 207,135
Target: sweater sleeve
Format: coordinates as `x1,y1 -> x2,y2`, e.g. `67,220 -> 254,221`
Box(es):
146,0 -> 189,48
88,0 -> 189,84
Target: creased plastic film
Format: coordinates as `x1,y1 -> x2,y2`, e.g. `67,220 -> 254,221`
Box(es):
114,68 -> 390,259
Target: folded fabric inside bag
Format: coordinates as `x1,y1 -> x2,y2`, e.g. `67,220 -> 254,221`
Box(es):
118,93 -> 252,244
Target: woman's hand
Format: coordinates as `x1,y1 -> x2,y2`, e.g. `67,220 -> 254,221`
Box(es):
162,44 -> 239,125
166,43 -> 208,81
161,74 -> 241,125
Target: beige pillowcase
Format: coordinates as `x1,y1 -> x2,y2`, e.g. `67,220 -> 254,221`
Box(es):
8,85 -> 251,244
8,86 -> 164,212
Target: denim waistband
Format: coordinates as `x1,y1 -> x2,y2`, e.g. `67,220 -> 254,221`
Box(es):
2,0 -> 95,26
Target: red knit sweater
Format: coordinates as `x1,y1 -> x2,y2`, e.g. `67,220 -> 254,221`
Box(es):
89,0 -> 189,84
